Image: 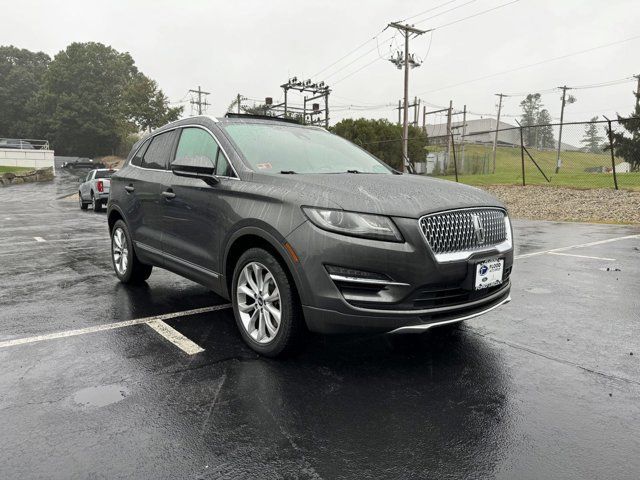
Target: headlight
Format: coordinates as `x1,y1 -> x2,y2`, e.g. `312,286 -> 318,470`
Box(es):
302,207 -> 403,242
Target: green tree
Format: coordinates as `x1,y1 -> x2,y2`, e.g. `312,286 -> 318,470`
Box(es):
580,116 -> 604,153
520,93 -> 542,146
536,108 -> 555,149
331,118 -> 427,171
610,97 -> 640,171
36,42 -> 181,157
0,46 -> 50,138
124,73 -> 182,132
36,42 -> 139,156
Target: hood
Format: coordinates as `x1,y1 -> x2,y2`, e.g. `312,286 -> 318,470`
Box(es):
258,173 -> 504,218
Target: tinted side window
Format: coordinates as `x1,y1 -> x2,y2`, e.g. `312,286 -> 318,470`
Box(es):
130,139 -> 150,167
173,127 -> 218,167
216,150 -> 234,177
142,131 -> 176,170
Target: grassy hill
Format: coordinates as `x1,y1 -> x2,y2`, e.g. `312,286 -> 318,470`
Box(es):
427,143 -> 639,191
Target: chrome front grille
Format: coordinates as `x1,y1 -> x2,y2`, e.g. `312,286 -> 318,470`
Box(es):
419,208 -> 508,258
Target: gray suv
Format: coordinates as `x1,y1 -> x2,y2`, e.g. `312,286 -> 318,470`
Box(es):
107,114 -> 513,356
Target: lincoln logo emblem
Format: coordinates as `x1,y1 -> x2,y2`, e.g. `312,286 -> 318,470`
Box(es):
472,214 -> 485,244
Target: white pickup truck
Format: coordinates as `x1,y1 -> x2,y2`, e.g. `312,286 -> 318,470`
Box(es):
78,169 -> 117,212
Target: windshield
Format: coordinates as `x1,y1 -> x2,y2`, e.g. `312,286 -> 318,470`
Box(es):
222,123 -> 392,174
95,170 -> 115,179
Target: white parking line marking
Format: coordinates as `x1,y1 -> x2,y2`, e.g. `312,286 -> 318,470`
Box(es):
0,304 -> 231,350
0,237 -> 108,248
515,234 -> 640,260
548,252 -> 616,261
147,319 -> 205,355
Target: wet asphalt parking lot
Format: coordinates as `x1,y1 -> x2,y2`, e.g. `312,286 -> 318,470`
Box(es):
1,171 -> 639,480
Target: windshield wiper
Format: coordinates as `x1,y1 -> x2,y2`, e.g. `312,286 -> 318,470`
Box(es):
280,170 -> 297,174
346,169 -> 361,174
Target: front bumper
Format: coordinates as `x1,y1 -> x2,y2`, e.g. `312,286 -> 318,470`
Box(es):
285,215 -> 514,334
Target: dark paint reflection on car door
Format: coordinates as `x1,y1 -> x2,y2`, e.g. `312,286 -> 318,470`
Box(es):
162,127 -> 226,277
131,130 -> 178,253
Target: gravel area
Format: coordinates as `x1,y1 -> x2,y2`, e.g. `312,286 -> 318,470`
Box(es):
480,185 -> 640,224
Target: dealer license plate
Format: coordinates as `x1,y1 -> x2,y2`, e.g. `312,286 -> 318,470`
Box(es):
474,258 -> 504,290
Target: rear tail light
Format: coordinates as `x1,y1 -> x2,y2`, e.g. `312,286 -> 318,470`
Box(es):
96,180 -> 104,192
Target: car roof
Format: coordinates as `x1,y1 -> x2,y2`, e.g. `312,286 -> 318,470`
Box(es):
155,114 -> 323,131
130,115 -> 325,158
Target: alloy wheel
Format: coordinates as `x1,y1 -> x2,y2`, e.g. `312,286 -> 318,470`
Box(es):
236,261 -> 282,344
112,227 -> 129,276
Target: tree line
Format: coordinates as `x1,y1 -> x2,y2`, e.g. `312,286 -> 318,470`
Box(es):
0,43 -> 182,157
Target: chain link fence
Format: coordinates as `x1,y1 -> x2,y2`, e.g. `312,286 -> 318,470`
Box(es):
422,118 -> 639,190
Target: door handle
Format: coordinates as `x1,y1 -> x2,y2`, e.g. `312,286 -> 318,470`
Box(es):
162,189 -> 176,200
124,184 -> 134,193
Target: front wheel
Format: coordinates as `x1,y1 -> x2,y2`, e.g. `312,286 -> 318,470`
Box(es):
79,193 -> 88,210
232,248 -> 305,357
111,220 -> 153,284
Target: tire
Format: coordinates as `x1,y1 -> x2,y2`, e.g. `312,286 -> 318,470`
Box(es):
231,248 -> 305,357
79,192 -> 88,210
111,219 -> 153,284
92,192 -> 103,212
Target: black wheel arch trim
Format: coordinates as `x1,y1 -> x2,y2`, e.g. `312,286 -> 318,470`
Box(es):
222,223 -> 309,304
107,204 -> 127,232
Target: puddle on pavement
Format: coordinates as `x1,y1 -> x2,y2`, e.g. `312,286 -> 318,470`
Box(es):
72,384 -> 129,408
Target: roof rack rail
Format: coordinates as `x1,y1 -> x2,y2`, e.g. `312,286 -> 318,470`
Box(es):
224,113 -> 302,125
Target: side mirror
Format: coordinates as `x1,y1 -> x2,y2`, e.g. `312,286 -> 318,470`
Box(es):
171,156 -> 219,185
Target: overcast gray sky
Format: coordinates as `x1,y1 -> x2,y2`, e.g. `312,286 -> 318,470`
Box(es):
3,0 -> 639,126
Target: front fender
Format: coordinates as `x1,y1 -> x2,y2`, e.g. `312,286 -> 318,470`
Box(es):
222,222 -> 309,304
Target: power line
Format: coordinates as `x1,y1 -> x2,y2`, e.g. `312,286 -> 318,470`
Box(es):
412,0 -> 479,26
503,76 -> 636,96
415,34 -> 640,96
430,0 -> 521,30
188,86 -> 210,115
311,36 -> 378,79
310,0 -> 475,82
317,0 -> 519,88
400,0 -> 460,22
332,55 -> 387,86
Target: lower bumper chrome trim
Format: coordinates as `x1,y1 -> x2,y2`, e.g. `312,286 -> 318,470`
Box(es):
389,294 -> 511,334
329,274 -> 410,286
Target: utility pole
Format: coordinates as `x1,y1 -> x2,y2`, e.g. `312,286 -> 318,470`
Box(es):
387,22 -> 430,173
189,86 -> 210,115
555,86 -> 574,174
446,100 -> 453,167
634,74 -> 640,109
237,93 -> 242,114
396,98 -> 420,127
492,93 -> 506,174
461,104 -> 467,172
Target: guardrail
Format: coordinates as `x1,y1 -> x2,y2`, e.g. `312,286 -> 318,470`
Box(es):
0,138 -> 50,150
